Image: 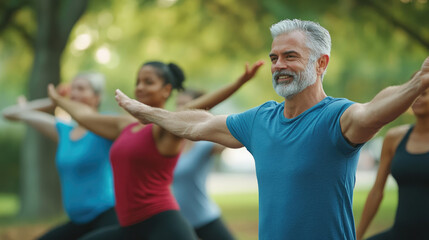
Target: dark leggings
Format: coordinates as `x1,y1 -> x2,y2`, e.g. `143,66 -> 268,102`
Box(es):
38,207 -> 118,240
367,228 -> 428,240
195,217 -> 235,240
79,210 -> 197,240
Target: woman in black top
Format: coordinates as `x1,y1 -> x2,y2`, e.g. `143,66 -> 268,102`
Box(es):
357,87 -> 429,240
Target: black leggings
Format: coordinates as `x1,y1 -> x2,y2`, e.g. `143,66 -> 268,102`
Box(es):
367,227 -> 428,240
38,207 -> 118,240
195,217 -> 235,240
79,210 -> 197,240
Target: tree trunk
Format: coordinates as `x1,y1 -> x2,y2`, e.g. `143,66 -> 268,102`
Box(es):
19,0 -> 88,219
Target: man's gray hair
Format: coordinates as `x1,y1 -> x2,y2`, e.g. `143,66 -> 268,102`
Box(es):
74,72 -> 106,96
270,19 -> 331,63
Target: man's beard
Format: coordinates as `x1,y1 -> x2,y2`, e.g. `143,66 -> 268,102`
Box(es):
272,61 -> 317,99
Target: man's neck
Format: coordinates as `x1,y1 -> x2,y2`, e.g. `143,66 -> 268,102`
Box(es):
283,81 -> 327,119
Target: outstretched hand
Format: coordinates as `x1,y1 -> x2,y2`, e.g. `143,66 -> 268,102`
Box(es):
47,84 -> 61,103
115,89 -> 152,124
237,60 -> 264,85
17,95 -> 28,107
1,96 -> 27,121
418,56 -> 429,90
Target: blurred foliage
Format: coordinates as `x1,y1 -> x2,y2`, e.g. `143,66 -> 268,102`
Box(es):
0,126 -> 24,193
0,0 -> 428,192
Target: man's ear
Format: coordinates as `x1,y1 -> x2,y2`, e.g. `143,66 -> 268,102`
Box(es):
316,54 -> 329,76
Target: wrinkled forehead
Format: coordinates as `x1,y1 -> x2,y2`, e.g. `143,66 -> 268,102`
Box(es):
270,31 -> 310,56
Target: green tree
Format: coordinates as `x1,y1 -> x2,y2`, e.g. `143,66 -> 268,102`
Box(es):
1,0 -> 88,218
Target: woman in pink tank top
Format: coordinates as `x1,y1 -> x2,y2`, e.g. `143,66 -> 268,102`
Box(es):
47,60 -> 263,240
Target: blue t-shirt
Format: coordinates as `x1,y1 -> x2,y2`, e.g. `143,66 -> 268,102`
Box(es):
226,97 -> 362,240
173,141 -> 221,228
56,121 -> 115,223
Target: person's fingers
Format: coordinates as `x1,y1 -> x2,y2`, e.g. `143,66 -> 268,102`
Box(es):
115,89 -> 129,107
17,96 -> 27,107
250,60 -> 264,75
47,84 -> 55,93
252,60 -> 264,71
114,89 -> 121,102
115,89 -> 126,99
47,84 -> 58,99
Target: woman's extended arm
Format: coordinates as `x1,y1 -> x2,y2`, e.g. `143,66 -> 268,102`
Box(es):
151,61 -> 262,155
48,84 -> 135,140
182,61 -> 264,110
2,97 -> 54,121
2,98 -> 58,142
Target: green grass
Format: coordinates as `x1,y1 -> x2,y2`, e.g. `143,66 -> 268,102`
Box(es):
0,189 -> 397,240
0,194 -> 19,218
353,188 -> 397,238
213,193 -> 259,240
213,189 -> 397,240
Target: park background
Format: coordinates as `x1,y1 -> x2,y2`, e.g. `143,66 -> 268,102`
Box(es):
0,0 -> 428,239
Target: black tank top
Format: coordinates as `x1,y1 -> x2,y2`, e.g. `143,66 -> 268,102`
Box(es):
390,126 -> 429,236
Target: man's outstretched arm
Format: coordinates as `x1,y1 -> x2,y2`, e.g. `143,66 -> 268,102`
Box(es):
341,56 -> 429,144
115,89 -> 243,148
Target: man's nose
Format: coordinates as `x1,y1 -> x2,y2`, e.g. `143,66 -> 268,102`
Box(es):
272,59 -> 287,71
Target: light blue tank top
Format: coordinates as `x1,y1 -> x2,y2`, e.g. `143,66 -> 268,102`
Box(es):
173,141 -> 221,228
56,121 -> 115,223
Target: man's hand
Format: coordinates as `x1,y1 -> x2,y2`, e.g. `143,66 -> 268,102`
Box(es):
115,89 -> 152,124
417,57 -> 429,91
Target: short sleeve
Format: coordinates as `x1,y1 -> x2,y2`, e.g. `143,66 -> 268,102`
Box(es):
324,99 -> 363,155
226,105 -> 260,148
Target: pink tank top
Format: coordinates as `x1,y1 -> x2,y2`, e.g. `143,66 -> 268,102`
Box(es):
110,123 -> 180,226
